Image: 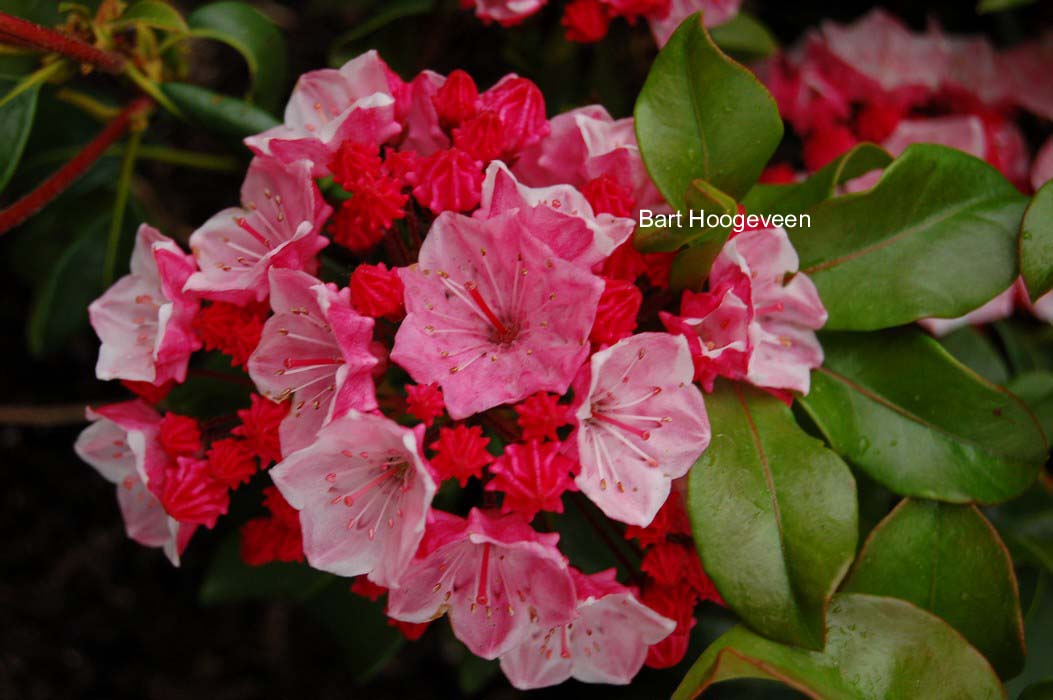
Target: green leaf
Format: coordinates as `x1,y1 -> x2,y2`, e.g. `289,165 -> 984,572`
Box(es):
792,144 -> 1027,331
938,326 -> 1011,386
199,533 -> 334,604
115,0 -> 189,32
1020,181 -> 1053,301
708,12 -> 777,60
988,487 -> 1053,576
634,12 -> 782,208
687,381 -> 858,650
188,1 -> 288,113
978,0 -> 1035,13
162,82 -> 279,138
669,238 -> 725,293
993,320 -> 1053,376
799,329 -> 1047,504
1007,569 -> 1053,697
0,77 -> 39,194
673,593 -> 1006,700
1006,372 -> 1053,441
634,179 -> 736,253
843,499 -> 1025,678
742,143 -> 892,217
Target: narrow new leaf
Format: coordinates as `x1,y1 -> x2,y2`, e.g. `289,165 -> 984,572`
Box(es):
0,77 -> 40,194
843,499 -> 1025,678
634,12 -> 782,208
799,329 -> 1047,503
673,593 -> 1006,700
687,381 -> 857,650
162,82 -> 280,138
792,144 -> 1027,330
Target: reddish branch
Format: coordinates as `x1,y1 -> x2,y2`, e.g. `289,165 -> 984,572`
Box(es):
0,12 -> 126,73
0,97 -> 151,235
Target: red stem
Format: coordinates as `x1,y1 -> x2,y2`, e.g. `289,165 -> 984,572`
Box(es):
0,97 -> 150,235
0,12 -> 126,73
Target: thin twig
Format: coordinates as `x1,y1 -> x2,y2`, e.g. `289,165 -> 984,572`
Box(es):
0,12 -> 125,73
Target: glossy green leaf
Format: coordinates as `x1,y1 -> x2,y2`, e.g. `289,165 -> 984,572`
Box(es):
635,179 -> 736,253
988,487 -> 1053,576
742,143 -> 892,217
673,593 -> 1006,700
199,533 -> 333,604
792,144 -> 1027,330
115,1 -> 188,32
634,12 -> 782,208
843,499 -> 1025,678
1020,181 -> 1053,301
0,78 -> 39,194
687,381 -> 858,649
162,82 -> 279,138
708,12 -> 777,60
939,326 -> 1011,386
1006,372 -> 1053,441
799,329 -> 1047,504
1007,569 -> 1053,697
669,239 -> 725,293
993,320 -> 1053,376
188,2 -> 288,113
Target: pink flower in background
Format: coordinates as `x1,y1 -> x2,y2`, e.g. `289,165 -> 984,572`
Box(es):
392,211 -> 603,419
184,158 -> 331,305
570,333 -> 710,526
464,0 -> 548,27
74,401 -> 193,565
647,0 -> 742,46
248,269 -> 378,456
1033,137 -> 1053,191
245,51 -> 402,175
387,509 -> 577,659
476,161 -> 635,269
920,282 -> 1019,337
499,568 -> 675,688
90,224 -> 200,387
270,411 -> 437,587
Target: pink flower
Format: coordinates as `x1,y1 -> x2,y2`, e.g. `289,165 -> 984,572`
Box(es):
391,211 -> 603,419
466,0 -> 548,28
412,148 -> 484,214
89,225 -> 200,386
590,277 -> 642,346
479,75 -> 549,155
432,69 -> 480,129
569,333 -> 710,526
1032,136 -> 1053,191
245,51 -> 402,176
476,161 -> 635,269
405,382 -> 445,426
485,440 -> 578,519
429,424 -> 494,486
247,269 -> 378,456
713,227 -> 827,394
270,411 -> 437,587
349,262 -> 405,319
648,0 -> 743,47
920,282 -> 1019,337
74,401 -> 194,565
661,281 -> 751,392
184,158 -> 331,305
1004,34 -> 1053,121
513,106 -> 664,214
515,392 -> 572,442
387,508 -> 577,659
498,568 -> 675,688
562,0 -> 611,43
398,70 -> 451,157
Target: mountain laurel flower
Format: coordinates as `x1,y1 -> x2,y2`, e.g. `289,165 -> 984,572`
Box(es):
160,456 -> 231,528
248,269 -> 378,456
74,401 -> 193,565
590,277 -> 642,346
349,262 -> 406,319
479,75 -> 549,155
498,568 -> 675,689
245,51 -> 402,176
184,157 -> 332,305
475,162 -> 635,269
412,148 -> 485,214
89,224 -> 200,387
232,393 -> 289,465
514,392 -> 571,442
432,69 -> 480,129
387,509 -> 577,660
453,110 -> 507,162
192,300 -> 268,367
270,411 -> 437,587
429,424 -> 494,486
569,333 -> 710,527
405,382 -> 446,427
205,438 -> 259,488
392,211 -> 603,419
158,413 -> 202,460
241,486 -> 305,566
485,440 -> 578,520
562,0 -> 611,43
465,0 -> 548,28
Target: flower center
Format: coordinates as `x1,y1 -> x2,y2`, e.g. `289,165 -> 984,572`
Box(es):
465,282 -> 518,344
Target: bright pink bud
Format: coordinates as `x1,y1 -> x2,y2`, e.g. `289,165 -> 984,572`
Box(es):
604,0 -> 670,20
429,423 -> 494,486
485,440 -> 578,519
412,148 -> 484,213
562,0 -> 610,43
583,174 -> 635,217
515,392 -> 571,442
854,100 -> 903,143
453,110 -> 506,162
480,76 -> 549,154
205,438 -> 259,488
329,141 -> 383,191
405,382 -> 445,427
158,413 -> 202,459
590,277 -> 642,346
331,177 -> 408,252
350,262 -> 405,319
802,123 -> 858,171
432,69 -> 480,129
161,457 -> 230,528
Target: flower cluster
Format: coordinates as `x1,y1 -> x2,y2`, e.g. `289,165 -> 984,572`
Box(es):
758,10 -> 1053,334
459,0 -> 740,46
76,50 -> 828,688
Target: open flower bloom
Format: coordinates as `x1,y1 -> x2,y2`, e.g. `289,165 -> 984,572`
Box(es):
74,401 -> 192,565
499,568 -> 675,688
476,162 -> 634,269
248,269 -> 378,456
270,411 -> 436,587
391,210 -> 603,419
570,333 -> 710,527
184,157 -> 332,305
90,225 -> 200,386
387,509 -> 577,659
245,51 -> 402,175
465,0 -> 547,26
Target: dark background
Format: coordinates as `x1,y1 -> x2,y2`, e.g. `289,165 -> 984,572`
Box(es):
2,1 -> 1051,698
